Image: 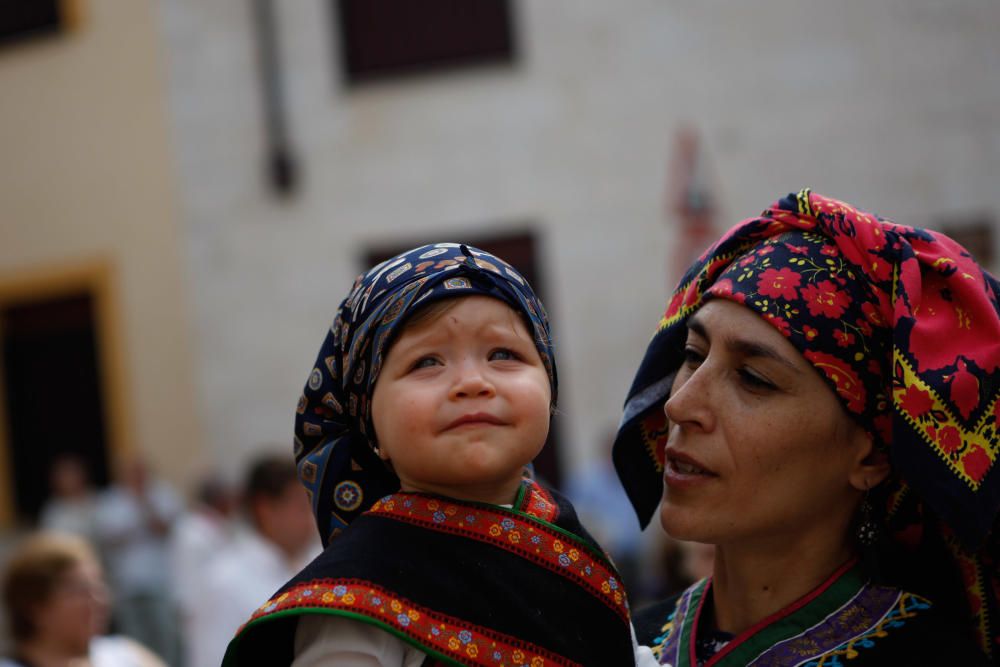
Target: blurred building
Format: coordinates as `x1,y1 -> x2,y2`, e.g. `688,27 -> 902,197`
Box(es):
0,1 -> 200,526
1,0 -> 999,524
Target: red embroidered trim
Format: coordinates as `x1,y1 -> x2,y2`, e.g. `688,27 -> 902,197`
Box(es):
641,411 -> 669,471
520,481 -> 559,523
247,579 -> 579,667
368,494 -> 629,622
893,351 -> 997,489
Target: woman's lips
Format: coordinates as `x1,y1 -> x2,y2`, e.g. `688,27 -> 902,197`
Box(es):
664,449 -> 717,486
671,459 -> 709,475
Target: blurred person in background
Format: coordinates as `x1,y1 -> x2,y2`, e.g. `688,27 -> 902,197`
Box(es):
38,454 -> 99,543
169,474 -> 238,667
186,455 -> 318,667
93,457 -> 182,666
1,532 -> 166,667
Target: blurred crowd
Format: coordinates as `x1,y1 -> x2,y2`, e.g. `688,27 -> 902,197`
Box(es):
0,453 -> 320,667
0,437 -> 706,667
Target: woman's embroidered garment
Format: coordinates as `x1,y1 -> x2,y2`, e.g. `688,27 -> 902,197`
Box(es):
637,560 -> 988,666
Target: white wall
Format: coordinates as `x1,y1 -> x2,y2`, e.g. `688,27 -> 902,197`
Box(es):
156,0 -> 1000,477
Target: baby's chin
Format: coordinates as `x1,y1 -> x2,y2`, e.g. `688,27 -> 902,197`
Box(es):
401,475 -> 525,505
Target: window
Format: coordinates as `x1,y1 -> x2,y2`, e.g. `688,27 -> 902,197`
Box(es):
1,293 -> 110,521
0,0 -> 79,47
334,0 -> 516,85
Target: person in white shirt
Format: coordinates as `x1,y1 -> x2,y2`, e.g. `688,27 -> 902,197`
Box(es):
187,455 -> 320,667
169,474 -> 239,666
38,454 -> 99,542
93,458 -> 182,667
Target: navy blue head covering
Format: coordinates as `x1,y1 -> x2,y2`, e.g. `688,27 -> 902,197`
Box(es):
295,243 -> 557,546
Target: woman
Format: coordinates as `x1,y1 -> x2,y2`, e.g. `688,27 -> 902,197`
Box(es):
1,532 -> 166,667
614,190 -> 999,665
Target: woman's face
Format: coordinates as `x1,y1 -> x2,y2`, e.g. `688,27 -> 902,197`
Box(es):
32,558 -> 110,653
660,299 -> 872,549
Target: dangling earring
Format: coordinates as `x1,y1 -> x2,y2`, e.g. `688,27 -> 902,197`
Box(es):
857,484 -> 879,547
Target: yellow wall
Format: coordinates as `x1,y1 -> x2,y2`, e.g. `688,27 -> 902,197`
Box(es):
0,0 -> 203,520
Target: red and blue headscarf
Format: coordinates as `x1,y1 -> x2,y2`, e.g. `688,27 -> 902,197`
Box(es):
294,243 -> 556,547
614,189 -> 1000,659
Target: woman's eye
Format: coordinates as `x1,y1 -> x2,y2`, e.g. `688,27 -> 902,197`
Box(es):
738,368 -> 776,391
682,347 -> 705,367
489,348 -> 518,362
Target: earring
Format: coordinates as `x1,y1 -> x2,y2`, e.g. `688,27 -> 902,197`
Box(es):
856,486 -> 879,547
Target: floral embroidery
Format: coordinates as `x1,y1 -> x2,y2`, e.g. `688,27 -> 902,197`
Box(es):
804,350 -> 866,414
757,267 -> 801,300
801,279 -> 850,318
368,492 -> 628,621
893,351 -> 998,489
795,593 -> 929,667
640,411 -> 670,472
653,576 -> 930,667
245,580 -> 577,667
521,483 -> 559,523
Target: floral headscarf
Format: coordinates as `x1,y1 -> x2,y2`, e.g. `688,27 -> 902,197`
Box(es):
614,189 -> 1000,659
295,243 -> 556,547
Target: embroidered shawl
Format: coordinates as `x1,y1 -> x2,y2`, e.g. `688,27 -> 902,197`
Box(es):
223,480 -> 635,667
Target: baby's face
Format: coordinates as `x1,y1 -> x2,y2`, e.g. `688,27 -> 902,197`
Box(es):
371,296 -> 551,505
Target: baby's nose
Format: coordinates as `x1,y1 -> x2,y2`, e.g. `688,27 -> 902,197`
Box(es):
450,363 -> 495,398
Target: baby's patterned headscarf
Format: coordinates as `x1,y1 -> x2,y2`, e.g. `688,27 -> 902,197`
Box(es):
614,190 -> 1000,659
295,243 -> 556,547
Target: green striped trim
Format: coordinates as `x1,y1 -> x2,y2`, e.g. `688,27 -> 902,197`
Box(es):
707,561 -> 864,666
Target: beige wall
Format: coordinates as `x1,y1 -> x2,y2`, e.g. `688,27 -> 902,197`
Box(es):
0,0 -> 203,512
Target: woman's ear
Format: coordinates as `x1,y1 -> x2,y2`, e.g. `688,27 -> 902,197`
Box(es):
847,427 -> 891,491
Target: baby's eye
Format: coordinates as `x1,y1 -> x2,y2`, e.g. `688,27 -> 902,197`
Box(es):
412,356 -> 441,370
489,348 -> 518,362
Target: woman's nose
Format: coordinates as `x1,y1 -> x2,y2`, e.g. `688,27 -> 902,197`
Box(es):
664,366 -> 715,432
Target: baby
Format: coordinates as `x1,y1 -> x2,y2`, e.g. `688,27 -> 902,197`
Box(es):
224,243 -> 649,666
